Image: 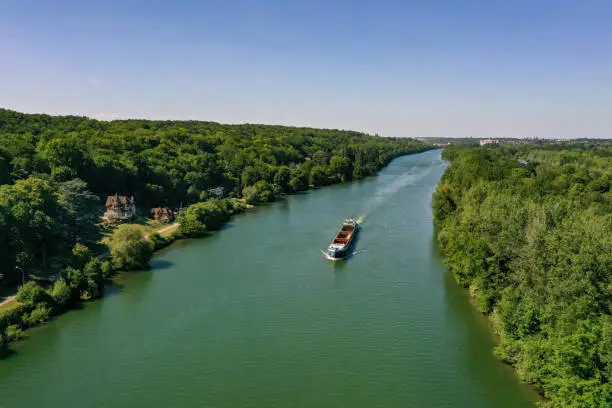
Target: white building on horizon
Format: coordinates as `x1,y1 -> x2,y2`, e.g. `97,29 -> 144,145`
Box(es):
479,139 -> 500,146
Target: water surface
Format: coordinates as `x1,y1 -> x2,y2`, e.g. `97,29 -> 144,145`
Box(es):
0,150 -> 537,407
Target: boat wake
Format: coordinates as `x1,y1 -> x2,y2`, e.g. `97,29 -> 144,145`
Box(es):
321,250 -> 341,261
356,158 -> 432,224
320,249 -> 367,261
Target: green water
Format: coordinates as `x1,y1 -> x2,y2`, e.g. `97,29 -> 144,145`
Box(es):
0,150 -> 537,408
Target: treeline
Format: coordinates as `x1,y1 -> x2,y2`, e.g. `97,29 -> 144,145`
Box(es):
0,108 -> 430,287
433,144 -> 611,407
0,108 -> 429,207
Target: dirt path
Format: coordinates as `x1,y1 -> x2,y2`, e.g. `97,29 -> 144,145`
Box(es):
0,295 -> 16,308
144,222 -> 180,239
155,222 -> 180,235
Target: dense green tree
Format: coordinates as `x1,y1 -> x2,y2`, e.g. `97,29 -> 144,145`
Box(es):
242,186 -> 259,205
40,137 -> 83,170
241,166 -> 259,189
65,266 -> 87,297
0,177 -> 70,281
329,156 -> 351,181
16,281 -> 52,307
252,181 -> 279,203
309,166 -> 330,187
431,181 -> 457,221
273,166 -> 292,193
312,150 -> 329,166
176,198 -> 239,236
48,278 -> 72,309
22,304 -> 52,326
289,174 -> 308,192
71,243 -> 91,270
0,155 -> 11,185
50,165 -> 76,182
81,258 -> 105,299
177,207 -> 208,236
433,143 -> 612,407
56,179 -> 100,244
108,225 -> 154,270
0,205 -> 17,282
101,260 -> 113,280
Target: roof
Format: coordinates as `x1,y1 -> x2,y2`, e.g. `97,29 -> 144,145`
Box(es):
106,194 -> 134,207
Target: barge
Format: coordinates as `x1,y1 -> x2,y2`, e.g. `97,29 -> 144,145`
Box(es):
326,218 -> 359,259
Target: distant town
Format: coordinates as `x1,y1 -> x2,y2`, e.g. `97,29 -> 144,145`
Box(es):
419,136 -> 612,148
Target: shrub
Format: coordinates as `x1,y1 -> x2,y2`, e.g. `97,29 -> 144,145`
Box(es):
149,233 -> 171,251
228,199 -> 246,214
243,182 -> 279,204
289,176 -> 307,192
5,325 -> 23,342
49,278 -> 73,309
242,186 -> 259,205
71,243 -> 91,269
101,260 -> 114,280
82,258 -> 104,299
176,199 -> 233,237
16,281 -> 52,306
254,181 -> 279,202
0,303 -> 31,326
23,304 -> 52,326
107,225 -> 154,270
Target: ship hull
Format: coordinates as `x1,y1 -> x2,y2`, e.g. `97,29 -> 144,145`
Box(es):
326,219 -> 359,259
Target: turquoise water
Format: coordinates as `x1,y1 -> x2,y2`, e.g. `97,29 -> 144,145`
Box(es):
0,150 -> 537,407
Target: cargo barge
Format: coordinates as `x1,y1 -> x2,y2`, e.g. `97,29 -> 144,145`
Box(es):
326,219 -> 359,259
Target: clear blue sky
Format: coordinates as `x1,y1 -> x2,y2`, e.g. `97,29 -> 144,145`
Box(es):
1,0 -> 611,138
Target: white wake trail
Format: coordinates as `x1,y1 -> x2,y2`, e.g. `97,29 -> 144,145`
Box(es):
356,156 -> 432,223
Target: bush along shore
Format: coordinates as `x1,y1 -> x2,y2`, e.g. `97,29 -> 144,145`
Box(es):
433,143 -> 611,407
0,108 -> 433,352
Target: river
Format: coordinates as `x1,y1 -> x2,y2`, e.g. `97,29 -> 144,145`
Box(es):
0,149 -> 537,407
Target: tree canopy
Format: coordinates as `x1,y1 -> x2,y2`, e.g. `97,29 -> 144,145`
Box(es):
107,225 -> 154,270
433,143 -> 611,407
0,108 -> 430,287
0,108 -> 430,208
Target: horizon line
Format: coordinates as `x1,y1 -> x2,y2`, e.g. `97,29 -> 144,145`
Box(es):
1,107 -> 609,141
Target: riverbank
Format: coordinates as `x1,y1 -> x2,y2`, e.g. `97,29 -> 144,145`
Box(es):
432,144 -> 611,407
1,149 -> 433,353
0,219 -> 183,350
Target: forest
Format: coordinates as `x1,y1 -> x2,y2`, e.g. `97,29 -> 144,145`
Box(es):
0,108 -> 430,348
433,143 -> 611,407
